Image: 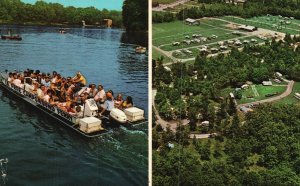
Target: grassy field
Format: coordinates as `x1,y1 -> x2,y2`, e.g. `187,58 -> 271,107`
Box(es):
275,82 -> 300,105
153,19 -> 246,52
221,16 -> 300,35
238,84 -> 287,104
153,47 -> 173,64
171,35 -> 265,59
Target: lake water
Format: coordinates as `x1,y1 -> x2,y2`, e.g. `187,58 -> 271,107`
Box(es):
0,26 -> 148,185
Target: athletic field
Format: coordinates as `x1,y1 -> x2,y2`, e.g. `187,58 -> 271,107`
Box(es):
221,15 -> 300,35
153,18 -> 264,61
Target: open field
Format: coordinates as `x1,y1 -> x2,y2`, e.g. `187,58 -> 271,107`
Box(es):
238,84 -> 287,104
221,16 -> 300,35
153,18 -> 270,62
153,15 -> 300,63
171,35 -> 265,59
275,82 -> 300,105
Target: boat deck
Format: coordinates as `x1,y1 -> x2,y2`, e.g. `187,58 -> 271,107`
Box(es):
0,72 -> 147,138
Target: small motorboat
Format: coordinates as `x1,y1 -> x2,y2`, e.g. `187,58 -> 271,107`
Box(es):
1,35 -> 22,41
110,108 -> 128,123
1,29 -> 22,41
135,46 -> 147,54
58,28 -> 67,34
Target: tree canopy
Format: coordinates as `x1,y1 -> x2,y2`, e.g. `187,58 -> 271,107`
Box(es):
122,0 -> 148,31
0,0 -> 122,27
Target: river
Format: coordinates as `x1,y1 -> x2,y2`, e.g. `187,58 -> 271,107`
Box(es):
0,26 -> 148,185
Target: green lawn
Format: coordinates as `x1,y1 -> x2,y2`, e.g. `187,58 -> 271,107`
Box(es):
153,47 -> 173,64
275,82 -> 300,105
221,16 -> 300,35
238,84 -> 287,104
171,35 -> 265,59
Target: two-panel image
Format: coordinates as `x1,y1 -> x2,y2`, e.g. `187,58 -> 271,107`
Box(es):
0,0 -> 299,185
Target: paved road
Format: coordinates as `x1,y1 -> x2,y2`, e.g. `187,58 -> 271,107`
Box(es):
153,89 -> 189,132
238,80 -> 295,109
153,0 -> 190,12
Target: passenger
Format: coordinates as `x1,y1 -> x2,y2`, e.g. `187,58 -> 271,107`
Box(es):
67,102 -> 77,113
66,84 -> 75,97
49,97 -> 57,106
75,106 -> 83,117
40,73 -> 46,85
43,89 -> 53,103
114,94 -> 123,108
99,92 -> 115,116
24,78 -> 35,92
12,75 -> 23,88
51,71 -> 58,84
7,73 -> 14,85
94,84 -> 105,107
72,72 -> 87,87
56,74 -> 62,87
44,76 -> 51,87
37,85 -> 46,99
122,96 -> 133,108
69,106 -> 83,117
85,84 -> 97,98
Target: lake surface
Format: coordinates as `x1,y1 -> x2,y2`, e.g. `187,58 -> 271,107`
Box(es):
0,26 -> 148,185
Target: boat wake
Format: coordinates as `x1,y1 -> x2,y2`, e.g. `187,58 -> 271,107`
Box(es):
0,158 -> 8,185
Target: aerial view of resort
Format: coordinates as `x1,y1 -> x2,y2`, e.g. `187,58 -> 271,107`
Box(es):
152,0 -> 300,185
0,0 -> 148,185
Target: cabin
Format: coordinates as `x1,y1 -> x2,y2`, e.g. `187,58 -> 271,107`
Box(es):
240,106 -> 253,114
241,84 -> 249,89
262,81 -> 272,86
103,19 -> 113,28
294,93 -> 300,100
274,79 -> 281,83
164,66 -> 171,72
275,72 -> 283,78
197,121 -> 209,127
238,25 -> 257,32
185,18 -> 200,26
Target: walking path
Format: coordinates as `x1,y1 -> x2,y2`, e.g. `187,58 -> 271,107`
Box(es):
152,89 -> 189,132
238,80 -> 294,108
251,85 -> 259,97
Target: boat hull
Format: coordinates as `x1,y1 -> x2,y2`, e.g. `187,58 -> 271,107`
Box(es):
1,35 -> 22,41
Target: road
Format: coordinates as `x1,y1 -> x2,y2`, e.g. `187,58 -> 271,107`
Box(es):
238,80 -> 294,109
153,0 -> 190,12
152,89 -> 189,132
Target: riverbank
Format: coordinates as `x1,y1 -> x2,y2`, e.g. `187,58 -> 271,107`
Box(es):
0,20 -> 123,28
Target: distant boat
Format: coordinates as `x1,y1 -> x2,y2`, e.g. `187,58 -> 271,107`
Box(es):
58,28 -> 67,34
1,35 -> 22,41
135,46 -> 147,54
1,29 -> 22,41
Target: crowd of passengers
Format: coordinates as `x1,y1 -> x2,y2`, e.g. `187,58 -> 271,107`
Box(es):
6,70 -> 133,117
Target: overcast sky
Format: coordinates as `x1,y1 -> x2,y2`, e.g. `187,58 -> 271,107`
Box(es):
21,0 -> 123,10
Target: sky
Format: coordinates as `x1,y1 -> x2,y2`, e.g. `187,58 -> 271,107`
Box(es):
21,0 -> 123,10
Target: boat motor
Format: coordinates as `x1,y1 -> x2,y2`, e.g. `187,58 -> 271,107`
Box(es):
84,99 -> 98,117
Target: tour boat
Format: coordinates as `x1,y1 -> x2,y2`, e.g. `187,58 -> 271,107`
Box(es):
0,71 -> 146,138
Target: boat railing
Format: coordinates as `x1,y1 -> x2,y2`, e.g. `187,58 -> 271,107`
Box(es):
2,78 -> 77,124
